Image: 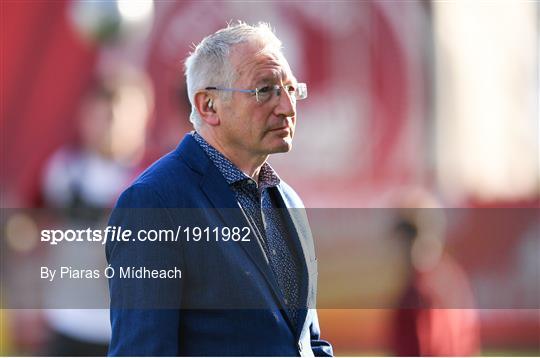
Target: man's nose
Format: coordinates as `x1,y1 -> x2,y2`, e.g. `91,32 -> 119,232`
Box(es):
274,89 -> 296,118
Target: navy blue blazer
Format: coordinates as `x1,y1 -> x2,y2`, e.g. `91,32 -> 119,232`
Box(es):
106,134 -> 333,356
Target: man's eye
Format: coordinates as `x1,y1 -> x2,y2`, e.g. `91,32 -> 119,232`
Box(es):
285,84 -> 296,93
257,86 -> 272,93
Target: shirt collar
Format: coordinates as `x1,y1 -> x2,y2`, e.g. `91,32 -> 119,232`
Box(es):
191,131 -> 280,189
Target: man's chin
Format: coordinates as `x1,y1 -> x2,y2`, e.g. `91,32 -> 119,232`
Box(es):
269,137 -> 293,154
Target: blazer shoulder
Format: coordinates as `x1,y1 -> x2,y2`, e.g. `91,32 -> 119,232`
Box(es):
115,149 -> 202,209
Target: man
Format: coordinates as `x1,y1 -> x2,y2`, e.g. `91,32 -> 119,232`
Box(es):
106,22 -> 332,356
390,191 -> 480,356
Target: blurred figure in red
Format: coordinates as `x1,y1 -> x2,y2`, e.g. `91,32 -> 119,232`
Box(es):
390,189 -> 481,356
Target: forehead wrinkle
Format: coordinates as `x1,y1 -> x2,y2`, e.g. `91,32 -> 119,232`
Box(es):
232,44 -> 294,86
239,55 -> 278,77
258,69 -> 295,85
250,59 -> 296,86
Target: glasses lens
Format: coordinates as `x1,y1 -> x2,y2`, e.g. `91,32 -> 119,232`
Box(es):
296,83 -> 307,100
255,84 -> 307,102
256,86 -> 274,102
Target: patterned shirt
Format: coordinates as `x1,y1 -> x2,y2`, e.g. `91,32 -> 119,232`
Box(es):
191,131 -> 301,329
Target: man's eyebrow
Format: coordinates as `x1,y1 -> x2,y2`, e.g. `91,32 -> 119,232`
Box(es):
253,72 -> 297,86
253,77 -> 272,85
253,72 -> 279,84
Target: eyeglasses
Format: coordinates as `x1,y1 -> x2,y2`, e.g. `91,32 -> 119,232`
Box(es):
205,83 -> 307,103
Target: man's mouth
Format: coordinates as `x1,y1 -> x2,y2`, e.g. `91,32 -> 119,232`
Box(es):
270,125 -> 289,131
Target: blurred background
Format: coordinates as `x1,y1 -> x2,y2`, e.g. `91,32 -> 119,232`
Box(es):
1,0 -> 538,356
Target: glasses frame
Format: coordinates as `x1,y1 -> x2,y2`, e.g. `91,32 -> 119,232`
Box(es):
205,83 -> 307,103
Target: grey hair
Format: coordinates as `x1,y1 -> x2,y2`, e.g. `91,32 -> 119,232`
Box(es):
184,21 -> 283,128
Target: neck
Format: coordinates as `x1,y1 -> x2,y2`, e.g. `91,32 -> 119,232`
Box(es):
197,128 -> 268,182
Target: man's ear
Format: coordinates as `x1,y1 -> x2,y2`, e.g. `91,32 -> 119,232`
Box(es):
194,92 -> 219,126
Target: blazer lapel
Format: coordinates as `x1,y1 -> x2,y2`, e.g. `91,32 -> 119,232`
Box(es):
273,185 -> 314,338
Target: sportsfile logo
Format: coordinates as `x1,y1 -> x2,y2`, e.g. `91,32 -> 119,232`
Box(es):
40,226 -> 133,245
40,226 -> 251,245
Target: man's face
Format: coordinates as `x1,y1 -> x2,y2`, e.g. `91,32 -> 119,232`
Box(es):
217,41 -> 298,158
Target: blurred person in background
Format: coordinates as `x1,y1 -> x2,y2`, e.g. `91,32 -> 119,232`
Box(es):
389,189 -> 480,356
40,81 -> 132,356
106,22 -> 332,356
